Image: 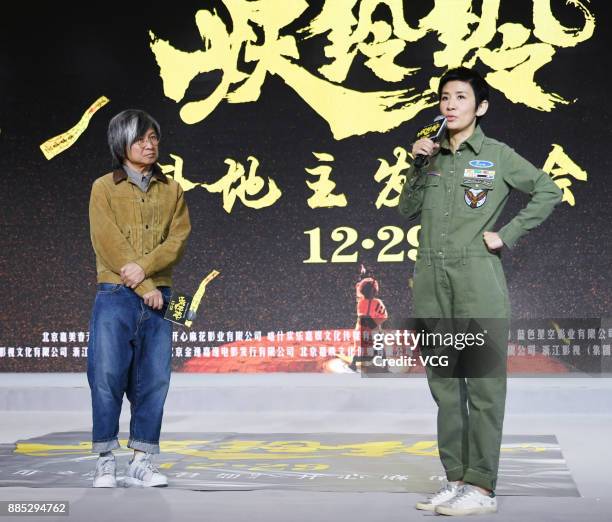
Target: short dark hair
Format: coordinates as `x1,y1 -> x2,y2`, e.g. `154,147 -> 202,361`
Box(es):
438,67 -> 489,119
107,109 -> 161,169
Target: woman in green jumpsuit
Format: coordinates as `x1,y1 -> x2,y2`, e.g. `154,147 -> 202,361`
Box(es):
399,67 -> 562,516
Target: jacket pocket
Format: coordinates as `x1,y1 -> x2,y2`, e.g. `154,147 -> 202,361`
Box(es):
460,179 -> 494,211
422,176 -> 440,210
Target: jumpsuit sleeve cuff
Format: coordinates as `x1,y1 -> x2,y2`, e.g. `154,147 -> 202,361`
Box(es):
498,222 -> 524,249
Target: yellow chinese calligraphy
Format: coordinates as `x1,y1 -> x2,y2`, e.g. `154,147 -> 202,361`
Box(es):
150,0 -> 433,139
158,153 -> 200,191
468,23 -> 569,111
305,152 -> 348,209
149,1 -> 595,139
533,0 -> 595,48
374,146 -> 411,209
202,155 -> 282,213
542,144 -> 587,206
15,436 -> 547,459
458,0 -> 594,110
301,0 -> 424,83
172,295 -> 187,321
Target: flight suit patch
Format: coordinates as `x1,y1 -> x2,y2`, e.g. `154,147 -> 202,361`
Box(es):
463,168 -> 495,190
463,168 -> 495,180
464,188 -> 487,208
469,160 -> 495,168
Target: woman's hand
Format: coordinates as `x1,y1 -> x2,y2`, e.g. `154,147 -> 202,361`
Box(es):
483,231 -> 504,252
411,138 -> 440,160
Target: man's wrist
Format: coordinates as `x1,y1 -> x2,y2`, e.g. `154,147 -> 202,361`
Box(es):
133,257 -> 151,278
134,278 -> 156,297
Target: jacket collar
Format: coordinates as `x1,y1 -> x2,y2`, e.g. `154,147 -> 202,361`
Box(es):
440,124 -> 486,155
113,163 -> 167,184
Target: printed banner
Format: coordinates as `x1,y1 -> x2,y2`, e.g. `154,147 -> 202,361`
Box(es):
0,432 -> 579,496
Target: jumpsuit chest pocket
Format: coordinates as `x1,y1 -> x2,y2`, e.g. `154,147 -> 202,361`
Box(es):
422,176 -> 440,210
460,178 -> 495,211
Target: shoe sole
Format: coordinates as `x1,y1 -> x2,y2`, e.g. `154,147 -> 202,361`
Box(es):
436,505 -> 497,516
416,492 -> 459,511
123,476 -> 168,488
415,502 -> 437,511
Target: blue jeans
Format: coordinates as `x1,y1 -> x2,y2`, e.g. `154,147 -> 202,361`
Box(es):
87,283 -> 172,454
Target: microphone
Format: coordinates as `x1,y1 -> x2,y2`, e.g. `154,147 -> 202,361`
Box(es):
413,115 -> 447,169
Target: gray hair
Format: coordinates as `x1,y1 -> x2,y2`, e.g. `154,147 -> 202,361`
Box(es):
107,109 -> 161,168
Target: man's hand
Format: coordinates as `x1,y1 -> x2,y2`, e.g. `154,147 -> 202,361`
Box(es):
143,289 -> 164,310
483,231 -> 504,252
120,262 -> 145,288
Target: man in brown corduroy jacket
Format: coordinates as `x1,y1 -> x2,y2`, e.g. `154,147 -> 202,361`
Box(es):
88,109 -> 190,488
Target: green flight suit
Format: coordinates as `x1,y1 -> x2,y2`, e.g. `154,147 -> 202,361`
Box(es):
398,125 -> 562,491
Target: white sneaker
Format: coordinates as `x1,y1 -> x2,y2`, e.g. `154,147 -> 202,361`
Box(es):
93,454 -> 116,488
435,484 -> 497,516
123,453 -> 168,487
415,481 -> 461,511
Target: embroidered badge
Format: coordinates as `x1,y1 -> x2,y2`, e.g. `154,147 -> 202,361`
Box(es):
469,160 -> 495,168
464,188 -> 487,208
464,168 -> 495,180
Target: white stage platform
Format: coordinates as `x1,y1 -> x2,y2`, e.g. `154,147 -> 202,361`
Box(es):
2,373 -> 612,414
1,373 -> 611,521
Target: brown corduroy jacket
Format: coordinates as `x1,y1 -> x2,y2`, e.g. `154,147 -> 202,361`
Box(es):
89,164 -> 191,297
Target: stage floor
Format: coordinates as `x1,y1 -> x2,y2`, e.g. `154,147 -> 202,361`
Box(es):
1,374 -> 611,521
1,487 -> 612,522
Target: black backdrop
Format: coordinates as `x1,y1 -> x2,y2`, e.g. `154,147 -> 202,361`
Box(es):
1,1 -> 610,371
